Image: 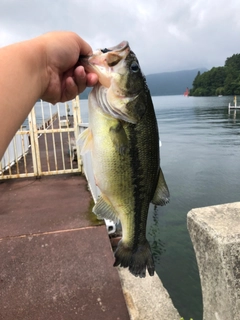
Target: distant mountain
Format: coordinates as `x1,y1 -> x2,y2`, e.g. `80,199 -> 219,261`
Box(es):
146,68 -> 207,96
80,87 -> 91,100
79,68 -> 208,99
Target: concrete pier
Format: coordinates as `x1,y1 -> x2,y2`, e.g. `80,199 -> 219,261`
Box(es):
0,106 -> 181,319
118,268 -> 180,320
0,174 -> 181,319
0,175 -> 130,320
187,202 -> 240,320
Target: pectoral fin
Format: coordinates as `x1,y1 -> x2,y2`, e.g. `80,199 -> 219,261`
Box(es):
77,128 -> 93,154
151,168 -> 170,206
93,195 -> 119,223
109,121 -> 128,155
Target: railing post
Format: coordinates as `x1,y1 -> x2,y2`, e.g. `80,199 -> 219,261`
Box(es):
28,106 -> 41,177
73,96 -> 82,172
187,202 -> 240,320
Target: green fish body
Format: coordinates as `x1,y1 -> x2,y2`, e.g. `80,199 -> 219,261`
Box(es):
80,42 -> 169,277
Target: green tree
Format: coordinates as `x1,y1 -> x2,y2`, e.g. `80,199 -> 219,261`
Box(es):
190,53 -> 240,96
225,54 -> 240,71
192,71 -> 201,88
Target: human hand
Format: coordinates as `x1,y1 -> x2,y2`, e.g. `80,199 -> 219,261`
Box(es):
38,31 -> 98,104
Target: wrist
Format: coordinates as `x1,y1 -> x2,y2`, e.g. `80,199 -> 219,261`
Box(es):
24,37 -> 50,99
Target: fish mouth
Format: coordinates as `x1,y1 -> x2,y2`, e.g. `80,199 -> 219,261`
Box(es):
79,41 -> 129,68
79,41 -> 130,88
79,41 -> 128,61
100,41 -> 129,53
80,41 -> 140,123
79,41 -> 130,73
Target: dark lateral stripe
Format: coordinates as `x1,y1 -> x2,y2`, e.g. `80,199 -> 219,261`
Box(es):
127,95 -> 160,251
129,123 -> 142,250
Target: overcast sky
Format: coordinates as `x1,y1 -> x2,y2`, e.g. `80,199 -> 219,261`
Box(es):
1,0 -> 240,75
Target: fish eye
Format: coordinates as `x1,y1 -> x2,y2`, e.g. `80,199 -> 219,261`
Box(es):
130,61 -> 140,73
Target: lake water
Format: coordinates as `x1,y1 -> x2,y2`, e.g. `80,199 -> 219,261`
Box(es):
149,95 -> 240,320
80,94 -> 240,320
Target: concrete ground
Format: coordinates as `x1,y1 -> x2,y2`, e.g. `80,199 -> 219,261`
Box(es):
0,113 -> 181,320
0,174 -> 130,320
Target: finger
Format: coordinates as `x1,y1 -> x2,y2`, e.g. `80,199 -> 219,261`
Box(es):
74,65 -> 98,87
62,66 -> 98,102
61,77 -> 79,102
74,65 -> 86,81
74,66 -> 89,92
86,73 -> 99,87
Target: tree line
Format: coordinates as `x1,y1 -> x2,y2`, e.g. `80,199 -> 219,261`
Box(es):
190,53 -> 240,96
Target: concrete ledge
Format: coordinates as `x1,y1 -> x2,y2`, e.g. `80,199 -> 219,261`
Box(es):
118,268 -> 181,320
187,202 -> 240,320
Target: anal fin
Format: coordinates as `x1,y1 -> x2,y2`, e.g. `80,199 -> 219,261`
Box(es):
151,168 -> 170,206
93,195 -> 119,223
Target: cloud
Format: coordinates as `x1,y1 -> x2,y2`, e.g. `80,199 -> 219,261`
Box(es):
1,0 -> 240,74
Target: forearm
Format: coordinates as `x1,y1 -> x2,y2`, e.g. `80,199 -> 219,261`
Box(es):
0,38 -> 48,158
0,32 -> 97,159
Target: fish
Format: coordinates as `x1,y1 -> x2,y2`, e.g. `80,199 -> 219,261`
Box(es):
79,41 -> 169,278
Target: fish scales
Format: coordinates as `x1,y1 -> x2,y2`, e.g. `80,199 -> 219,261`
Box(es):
126,96 -> 160,237
79,41 -> 169,277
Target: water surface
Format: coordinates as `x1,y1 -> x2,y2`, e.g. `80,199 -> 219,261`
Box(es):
147,95 -> 240,320
64,95 -> 240,320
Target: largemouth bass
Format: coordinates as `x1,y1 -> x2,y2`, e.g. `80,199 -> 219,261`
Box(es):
79,41 -> 169,278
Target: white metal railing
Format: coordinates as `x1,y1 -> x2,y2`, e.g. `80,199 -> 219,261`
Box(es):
0,128 -> 29,176
0,97 -> 82,179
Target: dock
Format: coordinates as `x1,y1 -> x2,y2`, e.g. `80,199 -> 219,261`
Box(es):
228,95 -> 240,109
0,101 -> 129,319
0,174 -> 131,320
0,100 -> 181,320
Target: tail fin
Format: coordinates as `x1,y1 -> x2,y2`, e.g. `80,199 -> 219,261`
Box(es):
113,239 -> 155,278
